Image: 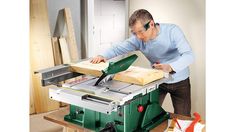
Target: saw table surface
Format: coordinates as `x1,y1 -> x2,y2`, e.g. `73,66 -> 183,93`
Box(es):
44,106 -> 205,132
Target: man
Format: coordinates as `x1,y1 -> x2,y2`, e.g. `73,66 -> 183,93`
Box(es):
91,9 -> 194,116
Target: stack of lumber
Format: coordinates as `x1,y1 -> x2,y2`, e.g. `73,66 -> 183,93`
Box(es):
70,60 -> 164,86
52,7 -> 79,65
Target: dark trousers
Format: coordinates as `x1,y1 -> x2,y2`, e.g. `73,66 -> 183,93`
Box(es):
158,78 -> 191,117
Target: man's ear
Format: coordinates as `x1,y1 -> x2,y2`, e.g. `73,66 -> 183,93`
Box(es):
150,20 -> 155,27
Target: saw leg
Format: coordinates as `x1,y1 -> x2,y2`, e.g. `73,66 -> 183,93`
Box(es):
140,89 -> 170,131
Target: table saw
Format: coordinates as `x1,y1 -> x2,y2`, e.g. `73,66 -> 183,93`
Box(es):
36,54 -> 171,132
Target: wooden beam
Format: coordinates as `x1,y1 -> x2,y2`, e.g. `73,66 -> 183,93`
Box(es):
70,60 -> 108,77
113,66 -> 164,86
51,37 -> 62,65
59,37 -> 71,64
30,0 -> 59,113
64,8 -> 79,62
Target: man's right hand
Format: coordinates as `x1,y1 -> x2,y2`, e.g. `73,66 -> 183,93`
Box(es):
90,55 -> 107,64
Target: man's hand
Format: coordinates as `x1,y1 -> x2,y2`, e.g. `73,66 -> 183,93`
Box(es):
152,63 -> 173,73
90,55 -> 107,64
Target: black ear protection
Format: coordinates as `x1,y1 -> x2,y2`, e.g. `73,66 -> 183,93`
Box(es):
144,21 -> 159,31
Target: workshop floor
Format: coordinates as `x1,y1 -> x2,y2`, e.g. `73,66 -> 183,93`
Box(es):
30,108 -> 65,132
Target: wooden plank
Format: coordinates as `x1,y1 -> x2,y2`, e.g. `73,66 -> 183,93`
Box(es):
53,33 -> 70,107
113,66 -> 164,85
64,8 -> 79,62
59,37 -> 71,64
30,0 -> 59,113
51,37 -> 62,65
70,60 -> 164,85
70,60 -> 108,77
52,37 -> 69,107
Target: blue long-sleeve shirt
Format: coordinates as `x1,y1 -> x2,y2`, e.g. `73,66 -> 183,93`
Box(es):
101,23 -> 194,84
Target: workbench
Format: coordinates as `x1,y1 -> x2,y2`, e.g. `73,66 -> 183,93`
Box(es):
44,106 -> 205,132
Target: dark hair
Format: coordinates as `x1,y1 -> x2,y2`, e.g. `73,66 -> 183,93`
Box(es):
129,9 -> 154,27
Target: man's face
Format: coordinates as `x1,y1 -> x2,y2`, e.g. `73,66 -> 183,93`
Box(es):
131,20 -> 152,42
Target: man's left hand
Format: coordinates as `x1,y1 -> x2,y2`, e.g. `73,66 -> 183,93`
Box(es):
152,63 -> 173,73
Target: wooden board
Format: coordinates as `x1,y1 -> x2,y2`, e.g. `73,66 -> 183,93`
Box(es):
30,0 -> 59,113
59,37 -> 71,64
51,37 -> 62,65
70,60 -> 164,85
70,60 -> 108,77
64,8 -> 79,62
113,66 -> 164,86
58,37 -> 74,107
52,36 -> 71,107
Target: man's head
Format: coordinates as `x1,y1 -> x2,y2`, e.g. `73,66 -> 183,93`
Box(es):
129,9 -> 156,42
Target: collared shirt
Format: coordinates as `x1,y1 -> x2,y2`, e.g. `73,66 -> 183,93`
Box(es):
101,23 -> 194,84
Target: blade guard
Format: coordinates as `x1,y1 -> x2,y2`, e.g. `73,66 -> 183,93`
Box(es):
103,54 -> 138,75
94,54 -> 138,86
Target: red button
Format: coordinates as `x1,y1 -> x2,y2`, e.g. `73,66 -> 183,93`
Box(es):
137,105 -> 144,112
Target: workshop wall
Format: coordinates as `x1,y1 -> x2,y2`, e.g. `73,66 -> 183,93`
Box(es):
129,0 -> 206,118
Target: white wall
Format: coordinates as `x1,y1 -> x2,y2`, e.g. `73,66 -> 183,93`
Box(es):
129,0 -> 205,118
93,0 -> 126,56
81,0 -> 128,58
